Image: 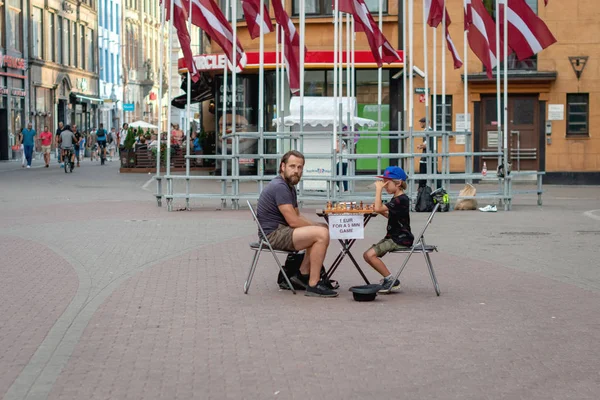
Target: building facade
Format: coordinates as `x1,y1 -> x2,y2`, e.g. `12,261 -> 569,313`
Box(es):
98,0 -> 123,132
188,0 -> 599,183
26,0 -> 100,148
0,0 -> 29,160
122,0 -> 169,128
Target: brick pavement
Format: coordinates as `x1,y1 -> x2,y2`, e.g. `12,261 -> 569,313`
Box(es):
0,162 -> 599,399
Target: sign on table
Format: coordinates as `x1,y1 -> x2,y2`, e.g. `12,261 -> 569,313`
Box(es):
328,215 -> 364,240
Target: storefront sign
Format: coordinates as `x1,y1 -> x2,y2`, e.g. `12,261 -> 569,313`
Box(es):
11,89 -> 26,97
328,215 -> 364,240
0,87 -> 9,95
415,88 -> 430,95
123,103 -> 135,112
76,78 -> 88,92
548,104 -> 564,121
0,53 -> 27,70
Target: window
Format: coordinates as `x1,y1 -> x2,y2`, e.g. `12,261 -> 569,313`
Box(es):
104,0 -> 109,30
81,25 -> 86,69
293,0 -> 386,15
116,5 -> 120,34
73,21 -> 78,67
87,28 -> 95,71
57,16 -> 63,64
110,0 -> 113,31
566,93 -> 589,136
363,0 -> 387,13
111,54 -> 116,84
431,95 -> 452,131
0,4 -> 4,48
8,3 -> 23,52
105,49 -> 110,82
100,50 -> 104,80
49,13 -> 55,62
32,7 -> 43,58
64,20 -> 70,65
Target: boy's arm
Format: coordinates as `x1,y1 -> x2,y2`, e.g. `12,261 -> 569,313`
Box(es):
374,181 -> 389,218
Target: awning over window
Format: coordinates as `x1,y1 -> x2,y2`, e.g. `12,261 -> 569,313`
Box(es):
70,92 -> 104,105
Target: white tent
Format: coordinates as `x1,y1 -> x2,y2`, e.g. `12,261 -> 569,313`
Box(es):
274,97 -> 376,127
129,120 -> 158,129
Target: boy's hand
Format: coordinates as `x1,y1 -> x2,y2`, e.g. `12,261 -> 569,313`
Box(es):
375,180 -> 388,191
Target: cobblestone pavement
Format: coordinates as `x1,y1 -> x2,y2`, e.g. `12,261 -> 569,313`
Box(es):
1,161 -> 599,400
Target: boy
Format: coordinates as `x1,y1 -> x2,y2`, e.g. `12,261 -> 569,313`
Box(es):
363,166 -> 414,293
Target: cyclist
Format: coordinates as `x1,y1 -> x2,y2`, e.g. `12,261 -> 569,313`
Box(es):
96,123 -> 108,165
60,125 -> 76,168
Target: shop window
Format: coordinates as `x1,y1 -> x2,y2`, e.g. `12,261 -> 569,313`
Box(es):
431,95 -> 452,131
293,0 -> 386,16
566,93 -> 589,136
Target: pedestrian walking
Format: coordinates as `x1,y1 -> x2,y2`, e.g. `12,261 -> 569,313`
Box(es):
55,121 -> 64,167
72,124 -> 82,167
38,125 -> 53,168
20,123 -> 36,168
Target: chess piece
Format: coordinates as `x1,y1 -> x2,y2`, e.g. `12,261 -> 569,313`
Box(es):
327,201 -> 332,211
360,201 -> 363,210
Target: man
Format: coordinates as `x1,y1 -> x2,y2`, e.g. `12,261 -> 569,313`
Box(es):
96,123 -> 108,165
417,117 -> 433,188
60,125 -> 76,166
38,125 -> 53,168
72,124 -> 82,167
119,123 -> 129,148
256,150 -> 337,298
108,127 -> 118,161
55,122 -> 64,166
20,123 -> 36,169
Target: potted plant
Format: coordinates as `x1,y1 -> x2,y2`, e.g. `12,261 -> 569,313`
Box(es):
120,127 -> 137,168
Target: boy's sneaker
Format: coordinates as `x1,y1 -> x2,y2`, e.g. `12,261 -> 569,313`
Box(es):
379,277 -> 401,293
305,283 -> 339,298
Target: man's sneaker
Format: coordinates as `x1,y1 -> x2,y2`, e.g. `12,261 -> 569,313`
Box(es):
305,283 -> 339,298
478,205 -> 497,212
26,165 -> 31,169
379,277 -> 401,293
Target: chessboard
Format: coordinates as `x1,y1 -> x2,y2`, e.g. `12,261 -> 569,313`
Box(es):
321,202 -> 377,215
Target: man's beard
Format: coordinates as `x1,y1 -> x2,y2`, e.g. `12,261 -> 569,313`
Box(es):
283,172 -> 301,186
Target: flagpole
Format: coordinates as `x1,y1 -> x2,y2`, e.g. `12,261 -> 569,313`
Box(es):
377,0 -> 383,176
184,0 -> 193,210
495,0 -> 502,180
221,0 -> 230,201
280,25 -> 285,145
502,0 -> 509,209
441,2 -> 447,190
232,0 -> 239,206
333,0 -> 339,197
433,24 -> 437,161
408,0 -> 414,197
156,0 -> 166,205
402,0 -> 407,172
276,24 -> 281,155
166,0 -> 175,185
299,0 -> 305,195
464,5 -> 470,181
258,0 -> 265,190
422,0 -> 429,187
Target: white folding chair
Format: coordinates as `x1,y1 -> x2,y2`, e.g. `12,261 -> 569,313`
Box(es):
387,203 -> 441,296
244,200 -> 297,295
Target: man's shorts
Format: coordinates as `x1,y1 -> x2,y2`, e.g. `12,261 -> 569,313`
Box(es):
97,141 -> 107,149
41,145 -> 51,154
266,224 -> 296,252
370,238 -> 408,258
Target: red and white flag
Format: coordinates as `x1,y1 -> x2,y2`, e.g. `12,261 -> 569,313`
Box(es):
499,0 -> 556,61
424,1 -> 462,69
445,28 -> 463,69
272,0 -> 304,93
465,0 -> 503,79
165,0 -> 200,82
544,0 -> 549,5
187,0 -> 246,70
337,0 -> 400,67
241,0 -> 273,40
464,0 -> 473,30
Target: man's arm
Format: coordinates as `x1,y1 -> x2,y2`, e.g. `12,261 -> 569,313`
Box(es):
278,204 -> 319,228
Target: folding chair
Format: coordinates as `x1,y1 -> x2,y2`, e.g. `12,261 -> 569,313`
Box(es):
387,203 -> 441,296
244,200 -> 297,295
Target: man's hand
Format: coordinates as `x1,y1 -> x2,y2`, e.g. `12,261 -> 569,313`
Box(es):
375,180 -> 388,192
417,142 -> 426,150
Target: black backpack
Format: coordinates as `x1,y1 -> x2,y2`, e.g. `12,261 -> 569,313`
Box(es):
107,133 -> 114,144
415,186 -> 435,212
277,253 -> 338,290
431,188 -> 450,212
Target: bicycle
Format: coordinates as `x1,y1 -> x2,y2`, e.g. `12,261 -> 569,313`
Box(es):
63,148 -> 75,173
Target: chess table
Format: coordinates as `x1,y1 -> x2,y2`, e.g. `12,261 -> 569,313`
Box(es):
317,208 -> 378,285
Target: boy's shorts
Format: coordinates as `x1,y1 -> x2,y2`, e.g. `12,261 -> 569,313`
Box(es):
370,238 -> 408,257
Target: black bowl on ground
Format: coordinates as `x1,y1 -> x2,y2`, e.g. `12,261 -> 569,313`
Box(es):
349,284 -> 383,302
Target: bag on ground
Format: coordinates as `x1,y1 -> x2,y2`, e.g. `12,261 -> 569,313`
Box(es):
454,183 -> 478,210
431,188 -> 450,212
415,186 -> 435,212
277,253 -> 337,290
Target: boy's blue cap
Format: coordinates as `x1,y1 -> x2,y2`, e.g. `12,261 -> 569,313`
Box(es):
376,166 -> 407,181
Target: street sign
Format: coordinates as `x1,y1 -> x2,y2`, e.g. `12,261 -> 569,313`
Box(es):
419,94 -> 426,103
414,87 -> 430,95
123,103 -> 135,112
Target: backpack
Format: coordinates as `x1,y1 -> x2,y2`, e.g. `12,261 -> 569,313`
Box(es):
277,253 -> 338,290
497,162 -> 512,178
431,188 -> 450,212
107,133 -> 114,144
415,186 -> 435,212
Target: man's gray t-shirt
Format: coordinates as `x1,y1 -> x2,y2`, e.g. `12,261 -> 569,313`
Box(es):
256,176 -> 298,236
60,130 -> 75,149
